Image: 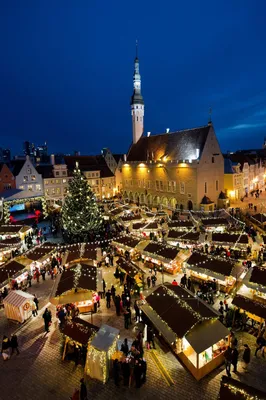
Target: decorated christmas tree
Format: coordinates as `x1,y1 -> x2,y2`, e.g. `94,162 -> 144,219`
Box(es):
61,162 -> 103,241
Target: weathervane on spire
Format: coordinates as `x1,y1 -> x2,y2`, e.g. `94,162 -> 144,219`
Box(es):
135,39 -> 138,59
208,107 -> 212,124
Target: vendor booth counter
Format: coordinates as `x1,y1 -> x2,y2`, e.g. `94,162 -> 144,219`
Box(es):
142,242 -> 185,275
139,283 -> 230,380
3,290 -> 34,323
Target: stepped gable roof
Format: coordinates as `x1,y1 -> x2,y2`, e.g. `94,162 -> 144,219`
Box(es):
55,264 -> 97,296
250,266 -> 266,287
232,295 -> 266,320
146,283 -> 218,338
186,252 -> 234,277
127,125 -> 211,162
36,165 -> 53,179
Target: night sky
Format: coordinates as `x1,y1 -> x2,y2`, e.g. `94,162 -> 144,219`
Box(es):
1,1 -> 266,156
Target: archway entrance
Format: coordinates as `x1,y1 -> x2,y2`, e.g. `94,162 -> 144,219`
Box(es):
187,200 -> 193,211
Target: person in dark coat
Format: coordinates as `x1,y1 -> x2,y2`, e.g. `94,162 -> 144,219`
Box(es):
10,334 -> 19,355
1,335 -> 11,359
255,335 -> 266,357
224,347 -> 232,377
243,344 -> 251,371
122,359 -> 130,386
42,308 -> 52,333
147,326 -> 156,349
33,295 -> 39,311
147,276 -> 151,288
180,274 -> 187,288
121,338 -> 129,355
79,378 -> 87,400
231,348 -> 238,373
134,360 -> 142,388
113,359 -> 120,387
106,290 -> 111,309
134,300 -> 140,322
140,357 -> 147,384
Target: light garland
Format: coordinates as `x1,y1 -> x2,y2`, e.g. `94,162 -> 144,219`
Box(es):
223,382 -> 263,400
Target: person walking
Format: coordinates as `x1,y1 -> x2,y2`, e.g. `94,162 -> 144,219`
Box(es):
242,344 -> 251,371
43,308 -> 52,333
33,295 -> 39,311
113,359 -> 120,387
255,335 -> 266,357
79,378 -> 87,400
121,338 -> 129,356
10,334 -> 19,355
1,335 -> 11,360
151,275 -> 157,288
147,326 -> 156,349
106,290 -> 111,309
134,300 -> 140,323
32,301 -> 38,317
231,348 -> 238,373
224,347 -> 232,377
147,276 -> 151,289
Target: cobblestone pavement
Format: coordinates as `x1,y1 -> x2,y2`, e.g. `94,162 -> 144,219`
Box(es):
1,266 -> 266,400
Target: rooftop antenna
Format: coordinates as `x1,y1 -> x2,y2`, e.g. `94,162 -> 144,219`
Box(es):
208,107 -> 212,124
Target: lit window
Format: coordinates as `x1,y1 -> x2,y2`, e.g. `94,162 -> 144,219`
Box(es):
31,175 -> 36,181
62,179 -> 67,183
23,176 -> 28,182
28,185 -> 33,191
160,181 -> 163,191
36,184 -> 41,191
180,182 -> 185,194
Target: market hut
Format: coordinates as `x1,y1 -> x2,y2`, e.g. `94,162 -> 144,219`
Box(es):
211,232 -> 249,247
3,290 -> 34,323
167,230 -> 200,247
167,220 -> 194,230
232,294 -> 266,325
116,257 -> 145,292
50,263 -> 103,313
111,235 -> 146,258
64,243 -> 100,266
201,218 -> 228,232
219,375 -> 266,400
0,237 -> 22,264
120,214 -> 143,227
62,317 -> 99,364
0,260 -> 28,290
131,222 -> 158,237
139,283 -> 230,380
23,242 -> 57,273
239,266 -> 266,303
0,224 -> 32,240
142,242 -> 188,274
86,324 -> 120,383
185,252 -> 243,293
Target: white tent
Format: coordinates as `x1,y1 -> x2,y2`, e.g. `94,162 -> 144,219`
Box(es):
86,324 -> 119,383
3,290 -> 34,323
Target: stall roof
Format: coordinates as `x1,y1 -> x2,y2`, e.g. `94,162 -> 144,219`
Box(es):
0,260 -> 26,285
201,218 -> 228,226
132,222 -> 158,230
250,266 -> 266,287
116,257 -> 144,278
82,244 -> 98,260
112,236 -> 142,249
143,242 -> 179,261
186,252 -> 234,277
26,245 -> 56,261
167,230 -> 199,241
145,284 -> 218,338
252,213 -> 266,224
212,233 -> 249,245
168,220 -> 194,229
3,290 -> 34,307
0,237 -> 21,245
185,319 -> 229,354
219,376 -> 266,400
232,295 -> 266,320
0,225 -> 29,234
61,317 -> 99,345
90,324 -> 119,352
55,264 -> 97,296
120,215 -> 142,222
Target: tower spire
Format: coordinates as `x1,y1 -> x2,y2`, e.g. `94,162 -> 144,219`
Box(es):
130,41 -> 144,144
208,107 -> 212,125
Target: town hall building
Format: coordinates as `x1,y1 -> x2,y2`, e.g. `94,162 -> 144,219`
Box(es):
122,48 -> 224,211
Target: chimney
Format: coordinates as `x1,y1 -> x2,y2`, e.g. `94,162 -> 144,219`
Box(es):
166,128 -> 170,133
147,132 -> 151,137
50,154 -> 55,165
124,154 -> 127,162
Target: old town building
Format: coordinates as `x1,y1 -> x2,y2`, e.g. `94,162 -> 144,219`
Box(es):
122,50 -> 224,211
0,163 -> 16,193
12,156 -> 43,195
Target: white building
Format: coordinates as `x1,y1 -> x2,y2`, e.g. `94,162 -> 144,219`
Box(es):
14,156 -> 43,195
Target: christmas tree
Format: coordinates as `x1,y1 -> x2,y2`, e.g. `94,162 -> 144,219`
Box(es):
61,162 -> 103,240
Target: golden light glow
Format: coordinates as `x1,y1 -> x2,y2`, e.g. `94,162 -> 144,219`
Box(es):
123,163 -> 130,167
138,163 -> 146,167
229,190 -> 236,198
179,163 -> 188,168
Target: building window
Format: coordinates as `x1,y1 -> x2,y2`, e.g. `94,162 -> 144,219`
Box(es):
160,181 -> 163,191
4,184 -> 11,190
62,171 -> 66,176
172,181 -> 176,192
31,175 -> 36,181
147,180 -> 151,189
156,180 -> 160,191
27,168 -> 31,174
36,184 -> 41,191
28,185 -> 33,191
136,116 -> 139,122
55,179 -> 60,184
138,180 -> 142,188
167,181 -> 171,192
92,173 -> 95,177
56,188 -> 61,194
52,188 -> 55,195
45,180 -> 49,185
50,179 -> 54,184
46,189 -> 49,195
62,179 -> 67,183
204,182 -> 207,194
180,182 -> 185,194
64,187 -> 68,194
23,176 -> 28,182
212,157 -> 214,163
55,171 -> 59,176
19,185 -> 24,190
96,180 -> 99,185
216,180 -> 218,191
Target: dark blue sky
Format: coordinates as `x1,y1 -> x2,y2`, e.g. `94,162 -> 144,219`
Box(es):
1,1 -> 266,156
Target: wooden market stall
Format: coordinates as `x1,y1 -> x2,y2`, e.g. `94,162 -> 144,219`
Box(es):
0,237 -> 22,264
142,242 -> 188,274
139,283 -> 230,380
86,324 -> 120,383
211,232 -> 249,247
22,242 -> 57,273
185,252 -> 241,293
62,317 -> 99,365
201,218 -> 228,232
167,230 -> 200,247
0,224 -> 32,240
232,294 -> 266,325
131,222 -> 158,237
0,260 -> 28,290
3,290 -> 34,323
64,243 -> 100,266
240,266 -> 266,303
116,257 -> 145,292
218,376 -> 266,400
50,263 -> 103,313
167,220 -> 194,231
120,214 -> 143,227
111,235 -> 146,259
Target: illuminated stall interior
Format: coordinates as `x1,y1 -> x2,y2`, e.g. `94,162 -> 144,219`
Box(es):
0,224 -> 32,240
50,263 -> 103,313
24,242 -> 57,273
0,260 -> 28,290
232,294 -> 266,327
185,252 -> 245,293
140,283 -> 230,380
167,230 -> 200,248
201,218 -> 229,232
239,266 -> 266,302
112,235 -> 145,259
116,257 -> 145,292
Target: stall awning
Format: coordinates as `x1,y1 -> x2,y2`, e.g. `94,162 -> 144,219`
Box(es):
3,290 -> 34,307
185,319 -> 229,354
232,295 -> 266,320
90,324 -> 119,352
61,317 -> 99,345
50,290 -> 93,306
116,258 -> 144,278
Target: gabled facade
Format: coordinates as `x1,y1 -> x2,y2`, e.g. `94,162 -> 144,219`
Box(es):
14,156 -> 43,195
36,163 -> 70,205
223,157 -> 244,201
0,164 -> 16,193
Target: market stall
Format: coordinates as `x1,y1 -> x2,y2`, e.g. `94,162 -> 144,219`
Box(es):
211,232 -> 249,247
116,257 -> 145,292
0,237 -> 22,264
219,375 -> 266,400
0,260 -> 28,289
185,252 -> 242,293
131,222 -> 158,237
86,324 -> 120,383
142,242 -> 187,274
201,218 -> 228,232
50,263 -> 103,313
167,230 -> 200,247
139,283 -> 230,380
232,294 -> 266,324
240,266 -> 266,303
167,220 -> 194,231
62,317 -> 99,366
120,214 -> 143,227
111,235 -> 146,259
3,290 -> 34,323
64,243 -> 100,266
0,224 -> 32,240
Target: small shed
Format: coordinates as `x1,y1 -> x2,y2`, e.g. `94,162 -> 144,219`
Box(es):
3,290 -> 34,323
86,324 -> 120,383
